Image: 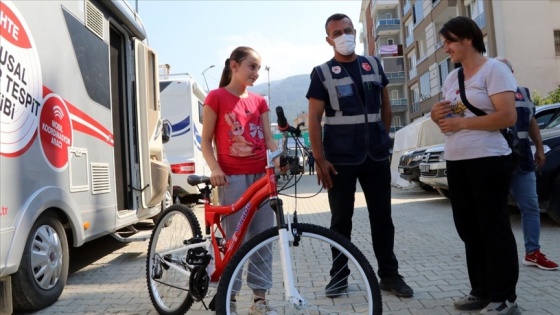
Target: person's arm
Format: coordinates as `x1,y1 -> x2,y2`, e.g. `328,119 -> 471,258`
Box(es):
201,105 -> 227,186
308,97 -> 337,189
380,87 -> 392,130
529,117 -> 546,168
261,112 -> 278,152
438,91 -> 517,133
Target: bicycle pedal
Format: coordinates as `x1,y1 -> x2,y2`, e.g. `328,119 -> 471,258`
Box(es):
186,248 -> 210,265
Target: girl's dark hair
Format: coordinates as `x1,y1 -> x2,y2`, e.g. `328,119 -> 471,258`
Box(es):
439,16 -> 486,54
219,46 -> 257,88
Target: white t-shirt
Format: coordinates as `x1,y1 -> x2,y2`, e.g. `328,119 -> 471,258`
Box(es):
442,58 -> 517,161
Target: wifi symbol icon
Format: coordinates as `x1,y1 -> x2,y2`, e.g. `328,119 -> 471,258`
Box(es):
53,105 -> 65,119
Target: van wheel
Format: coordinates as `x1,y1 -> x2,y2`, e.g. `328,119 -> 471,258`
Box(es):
12,211 -> 69,312
546,176 -> 560,224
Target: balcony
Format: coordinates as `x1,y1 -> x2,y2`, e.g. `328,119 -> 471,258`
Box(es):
375,18 -> 401,36
391,98 -> 408,113
390,98 -> 408,106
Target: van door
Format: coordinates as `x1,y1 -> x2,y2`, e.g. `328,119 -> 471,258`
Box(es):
134,39 -> 167,209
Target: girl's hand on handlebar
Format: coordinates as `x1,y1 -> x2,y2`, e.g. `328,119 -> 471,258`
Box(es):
210,168 -> 228,186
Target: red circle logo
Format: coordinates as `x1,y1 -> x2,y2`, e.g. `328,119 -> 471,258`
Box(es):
39,95 -> 73,170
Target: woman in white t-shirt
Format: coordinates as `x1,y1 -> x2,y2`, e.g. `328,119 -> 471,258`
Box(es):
431,16 -> 521,315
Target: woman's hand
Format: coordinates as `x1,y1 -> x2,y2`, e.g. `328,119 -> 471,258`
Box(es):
437,116 -> 466,134
431,101 -> 451,123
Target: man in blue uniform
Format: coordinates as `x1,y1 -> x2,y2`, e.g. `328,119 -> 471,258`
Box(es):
497,58 -> 558,271
306,13 -> 413,298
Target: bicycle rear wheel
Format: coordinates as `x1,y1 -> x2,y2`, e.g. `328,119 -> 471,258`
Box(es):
147,204 -> 202,315
215,223 -> 382,314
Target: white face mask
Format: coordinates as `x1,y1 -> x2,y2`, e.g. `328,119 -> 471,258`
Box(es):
333,34 -> 356,56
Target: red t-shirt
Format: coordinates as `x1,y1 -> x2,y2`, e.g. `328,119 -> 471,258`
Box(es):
204,88 -> 269,175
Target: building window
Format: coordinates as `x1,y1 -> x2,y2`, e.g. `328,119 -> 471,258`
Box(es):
555,30 -> 560,56
438,59 -> 451,87
419,72 -> 430,100
387,38 -> 394,45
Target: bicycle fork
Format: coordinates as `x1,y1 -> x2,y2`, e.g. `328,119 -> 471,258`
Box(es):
270,198 -> 306,306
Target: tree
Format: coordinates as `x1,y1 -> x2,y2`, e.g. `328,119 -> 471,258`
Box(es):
533,86 -> 560,105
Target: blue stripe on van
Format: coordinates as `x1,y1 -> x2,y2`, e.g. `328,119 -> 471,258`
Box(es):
171,116 -> 191,137
194,124 -> 202,151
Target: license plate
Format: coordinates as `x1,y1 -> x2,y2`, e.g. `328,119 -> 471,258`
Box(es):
419,164 -> 430,172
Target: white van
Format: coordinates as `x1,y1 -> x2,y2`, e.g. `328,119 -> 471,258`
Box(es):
159,71 -> 210,204
0,1 -> 167,312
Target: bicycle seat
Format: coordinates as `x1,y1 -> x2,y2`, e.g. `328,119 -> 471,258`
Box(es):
187,175 -> 211,186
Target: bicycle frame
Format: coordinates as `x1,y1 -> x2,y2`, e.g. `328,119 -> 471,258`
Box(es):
201,149 -> 289,283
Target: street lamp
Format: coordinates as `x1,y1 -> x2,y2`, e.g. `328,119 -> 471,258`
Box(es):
202,65 -> 215,92
265,66 -> 271,105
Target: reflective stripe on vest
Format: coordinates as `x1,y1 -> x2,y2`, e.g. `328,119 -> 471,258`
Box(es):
324,113 -> 382,125
318,56 -> 382,121
515,87 -> 534,139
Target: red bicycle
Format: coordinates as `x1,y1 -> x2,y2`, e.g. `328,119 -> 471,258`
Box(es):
146,107 -> 381,314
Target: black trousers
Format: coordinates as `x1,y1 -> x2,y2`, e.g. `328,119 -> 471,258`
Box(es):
328,157 -> 398,280
447,156 -> 518,303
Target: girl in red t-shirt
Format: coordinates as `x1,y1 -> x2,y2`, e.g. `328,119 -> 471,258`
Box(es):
201,46 -> 278,313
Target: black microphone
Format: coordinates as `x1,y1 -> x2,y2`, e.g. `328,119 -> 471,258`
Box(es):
276,106 -> 289,131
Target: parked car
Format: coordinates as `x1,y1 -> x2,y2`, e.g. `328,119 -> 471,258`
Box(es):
398,145 -> 438,191
536,103 -> 560,129
418,104 -> 560,198
417,126 -> 560,224
536,121 -> 560,223
418,144 -> 448,197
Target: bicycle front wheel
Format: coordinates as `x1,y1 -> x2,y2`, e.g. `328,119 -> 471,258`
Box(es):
147,204 -> 202,315
215,223 -> 382,314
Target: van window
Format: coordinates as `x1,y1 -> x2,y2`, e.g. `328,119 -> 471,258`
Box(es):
198,100 -> 204,124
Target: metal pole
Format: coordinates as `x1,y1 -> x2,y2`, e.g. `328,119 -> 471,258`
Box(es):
202,65 -> 215,92
265,66 -> 271,105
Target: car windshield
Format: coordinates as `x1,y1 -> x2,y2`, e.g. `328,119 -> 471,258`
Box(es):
546,114 -> 560,129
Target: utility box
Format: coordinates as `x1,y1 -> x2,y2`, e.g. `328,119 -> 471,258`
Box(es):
0,277 -> 13,315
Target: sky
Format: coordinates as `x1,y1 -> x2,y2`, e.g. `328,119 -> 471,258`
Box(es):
132,0 -> 364,91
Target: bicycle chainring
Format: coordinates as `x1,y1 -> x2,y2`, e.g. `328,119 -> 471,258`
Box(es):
188,266 -> 209,301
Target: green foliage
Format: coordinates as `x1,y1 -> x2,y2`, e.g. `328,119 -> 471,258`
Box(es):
533,87 -> 560,105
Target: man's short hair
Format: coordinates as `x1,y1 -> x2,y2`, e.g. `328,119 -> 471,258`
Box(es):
325,13 -> 352,34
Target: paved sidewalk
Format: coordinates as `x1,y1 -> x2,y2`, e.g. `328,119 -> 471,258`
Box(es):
23,175 -> 560,315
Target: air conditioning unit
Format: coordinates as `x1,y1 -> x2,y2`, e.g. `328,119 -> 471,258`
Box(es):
0,277 -> 13,315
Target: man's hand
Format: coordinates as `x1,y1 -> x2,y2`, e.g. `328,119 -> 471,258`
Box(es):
534,149 -> 546,169
315,158 -> 337,190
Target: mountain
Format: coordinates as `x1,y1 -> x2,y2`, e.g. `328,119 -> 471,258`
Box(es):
249,74 -> 310,122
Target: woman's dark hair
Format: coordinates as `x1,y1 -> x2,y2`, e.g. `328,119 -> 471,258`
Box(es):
439,16 -> 486,54
219,46 -> 257,88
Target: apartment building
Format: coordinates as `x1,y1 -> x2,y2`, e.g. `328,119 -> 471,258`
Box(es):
360,0 -> 560,124
360,0 -> 408,128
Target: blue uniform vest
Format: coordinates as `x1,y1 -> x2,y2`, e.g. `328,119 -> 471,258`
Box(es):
314,56 -> 391,165
514,87 -> 536,172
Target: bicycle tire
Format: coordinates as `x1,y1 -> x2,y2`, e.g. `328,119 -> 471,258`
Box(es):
147,204 -> 203,315
215,223 -> 382,314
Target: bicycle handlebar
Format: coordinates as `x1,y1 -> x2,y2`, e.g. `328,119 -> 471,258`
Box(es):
276,106 -> 303,137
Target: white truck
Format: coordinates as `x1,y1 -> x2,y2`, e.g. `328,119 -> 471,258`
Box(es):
0,1 -> 168,312
159,69 -> 210,204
